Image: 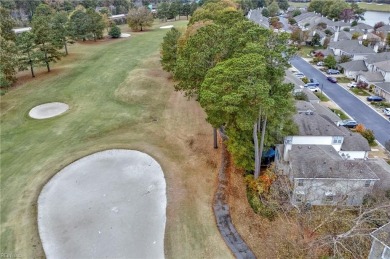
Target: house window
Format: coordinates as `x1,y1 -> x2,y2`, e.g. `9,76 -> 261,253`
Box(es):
285,136 -> 292,144
365,180 -> 371,187
333,136 -> 343,144
298,179 -> 304,186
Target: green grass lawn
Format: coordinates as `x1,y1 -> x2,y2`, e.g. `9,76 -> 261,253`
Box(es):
315,92 -> 330,102
0,20 -> 232,259
358,2 -> 390,12
330,108 -> 350,120
350,87 -> 371,96
336,76 -> 351,83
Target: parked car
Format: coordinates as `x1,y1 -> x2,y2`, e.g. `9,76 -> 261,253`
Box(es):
294,72 -> 305,79
304,82 -> 319,87
317,61 -> 324,66
309,78 -> 320,86
307,86 -> 319,92
327,77 -> 337,83
338,119 -> 358,128
327,69 -> 340,75
383,108 -> 390,116
367,96 -> 384,102
348,82 -> 358,88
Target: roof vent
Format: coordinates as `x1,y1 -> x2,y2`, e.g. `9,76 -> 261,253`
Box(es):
308,146 -> 311,149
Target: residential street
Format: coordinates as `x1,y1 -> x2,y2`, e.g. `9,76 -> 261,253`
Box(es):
290,57 -> 390,146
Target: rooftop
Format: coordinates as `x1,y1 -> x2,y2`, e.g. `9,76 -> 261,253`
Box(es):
364,52 -> 390,64
374,82 -> 390,93
359,71 -> 384,82
339,60 -> 368,72
293,112 -> 346,136
290,145 -> 379,180
341,132 -> 371,151
329,40 -> 376,54
371,222 -> 390,247
373,60 -> 390,72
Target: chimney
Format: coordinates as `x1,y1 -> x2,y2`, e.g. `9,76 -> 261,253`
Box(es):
363,29 -> 368,40
334,26 -> 340,42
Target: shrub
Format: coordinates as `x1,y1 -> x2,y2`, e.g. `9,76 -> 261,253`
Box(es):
294,92 -> 308,101
109,25 -> 121,38
360,129 -> 376,146
324,29 -> 333,35
355,124 -> 365,133
302,77 -> 309,84
351,20 -> 358,27
343,27 -> 350,32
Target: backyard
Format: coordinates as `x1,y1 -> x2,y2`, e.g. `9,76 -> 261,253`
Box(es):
0,20 -> 232,258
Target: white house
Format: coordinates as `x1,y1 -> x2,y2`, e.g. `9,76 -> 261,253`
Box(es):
328,40 -> 376,60
374,82 -> 390,100
275,101 -> 376,206
287,145 -> 378,206
369,223 -> 390,259
372,60 -> 390,82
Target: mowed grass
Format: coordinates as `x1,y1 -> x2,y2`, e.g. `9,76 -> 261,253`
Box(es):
1,20 -> 233,259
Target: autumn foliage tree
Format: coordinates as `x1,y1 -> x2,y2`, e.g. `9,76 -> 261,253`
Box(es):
127,6 -> 153,32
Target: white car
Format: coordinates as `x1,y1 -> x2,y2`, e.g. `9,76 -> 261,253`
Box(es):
307,86 -> 319,92
383,108 -> 390,116
294,72 -> 305,79
348,82 -> 358,88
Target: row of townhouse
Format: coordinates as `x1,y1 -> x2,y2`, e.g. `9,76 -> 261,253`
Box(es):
275,100 -> 390,206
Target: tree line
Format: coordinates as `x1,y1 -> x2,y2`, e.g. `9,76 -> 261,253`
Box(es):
0,4 -> 113,88
161,0 -> 297,178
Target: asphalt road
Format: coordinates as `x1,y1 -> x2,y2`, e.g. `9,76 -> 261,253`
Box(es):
290,57 -> 390,146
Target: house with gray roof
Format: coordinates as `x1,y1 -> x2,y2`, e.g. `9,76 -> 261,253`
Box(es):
358,71 -> 385,84
351,23 -> 373,33
374,82 -> 390,100
373,60 -> 390,82
330,30 -> 352,42
369,222 -> 390,259
328,40 -> 376,60
364,52 -> 390,72
339,60 -> 368,79
275,101 -> 379,206
288,145 -> 379,206
377,25 -> 390,33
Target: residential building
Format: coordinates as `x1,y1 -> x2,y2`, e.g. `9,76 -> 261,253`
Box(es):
369,222 -> 390,259
374,82 -> 390,100
328,40 -> 376,60
339,60 -> 368,79
275,102 -> 377,206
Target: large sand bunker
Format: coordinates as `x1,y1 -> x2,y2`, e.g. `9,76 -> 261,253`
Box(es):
38,149 -> 166,259
160,25 -> 174,29
29,102 -> 69,119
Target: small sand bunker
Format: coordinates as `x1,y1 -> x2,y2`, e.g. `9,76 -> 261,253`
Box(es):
38,149 -> 166,259
120,33 -> 131,38
29,102 -> 69,119
160,25 -> 174,29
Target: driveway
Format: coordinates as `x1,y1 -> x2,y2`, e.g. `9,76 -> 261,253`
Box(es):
290,57 -> 390,146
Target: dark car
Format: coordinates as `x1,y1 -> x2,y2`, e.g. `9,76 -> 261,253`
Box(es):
309,78 -> 320,86
367,96 -> 384,102
327,76 -> 337,83
338,119 -> 358,128
304,82 -> 319,87
327,69 -> 340,75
